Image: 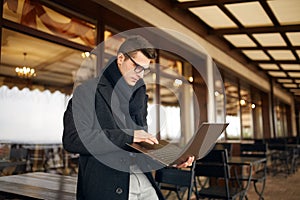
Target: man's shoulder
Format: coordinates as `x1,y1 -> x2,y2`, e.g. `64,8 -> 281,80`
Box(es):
75,77 -> 99,90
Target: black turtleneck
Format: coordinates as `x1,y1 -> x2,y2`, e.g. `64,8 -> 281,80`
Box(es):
101,57 -> 148,130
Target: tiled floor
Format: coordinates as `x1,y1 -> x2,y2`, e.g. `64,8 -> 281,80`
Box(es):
163,169 -> 300,200
246,170 -> 300,200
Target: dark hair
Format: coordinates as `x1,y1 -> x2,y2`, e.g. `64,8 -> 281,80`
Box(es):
117,35 -> 157,59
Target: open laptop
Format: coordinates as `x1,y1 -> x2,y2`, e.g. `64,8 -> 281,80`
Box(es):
127,122 -> 228,166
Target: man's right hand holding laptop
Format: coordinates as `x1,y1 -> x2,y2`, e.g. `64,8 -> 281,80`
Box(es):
133,130 -> 194,167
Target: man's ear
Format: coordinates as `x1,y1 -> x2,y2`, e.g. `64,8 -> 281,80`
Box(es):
117,53 -> 125,66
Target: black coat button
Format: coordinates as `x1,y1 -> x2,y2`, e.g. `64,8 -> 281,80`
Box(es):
116,187 -> 123,194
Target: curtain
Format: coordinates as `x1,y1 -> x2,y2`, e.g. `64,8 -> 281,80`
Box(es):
0,86 -> 70,143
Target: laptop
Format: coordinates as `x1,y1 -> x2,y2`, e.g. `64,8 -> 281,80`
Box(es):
127,122 -> 229,166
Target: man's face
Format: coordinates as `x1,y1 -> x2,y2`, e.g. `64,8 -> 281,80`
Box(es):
117,51 -> 151,86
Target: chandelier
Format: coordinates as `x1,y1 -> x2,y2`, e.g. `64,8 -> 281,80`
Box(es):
15,52 -> 36,78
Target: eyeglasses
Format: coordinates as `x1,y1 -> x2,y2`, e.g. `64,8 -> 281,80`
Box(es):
124,53 -> 151,75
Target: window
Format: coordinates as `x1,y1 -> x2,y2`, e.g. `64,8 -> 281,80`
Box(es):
1,28 -> 92,92
225,80 -> 241,139
3,0 -> 96,47
0,28 -> 94,143
153,54 -> 183,141
252,92 -> 263,139
1,0 -> 98,144
240,86 -> 253,139
274,100 -> 288,137
214,66 -> 225,123
223,73 -> 266,140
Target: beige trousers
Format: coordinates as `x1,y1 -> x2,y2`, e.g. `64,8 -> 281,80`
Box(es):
129,165 -> 159,200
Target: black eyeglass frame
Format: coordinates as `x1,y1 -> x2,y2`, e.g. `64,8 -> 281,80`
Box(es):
124,53 -> 151,75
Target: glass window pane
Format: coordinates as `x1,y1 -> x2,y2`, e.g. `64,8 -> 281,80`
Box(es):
225,81 -> 241,139
252,92 -> 263,138
1,28 -> 94,92
159,56 -> 182,76
274,101 -> 288,137
104,29 -> 125,57
214,65 -> 225,124
225,81 -> 238,98
3,0 -> 96,47
240,87 -> 253,139
241,101 -> 253,139
155,54 -> 183,142
0,28 -> 95,143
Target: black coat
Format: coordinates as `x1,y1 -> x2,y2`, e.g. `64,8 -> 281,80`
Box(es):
63,60 -> 164,200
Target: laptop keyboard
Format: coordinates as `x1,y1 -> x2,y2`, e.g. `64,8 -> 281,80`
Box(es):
148,144 -> 182,164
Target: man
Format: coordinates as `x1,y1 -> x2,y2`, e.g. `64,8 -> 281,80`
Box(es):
63,35 -> 194,200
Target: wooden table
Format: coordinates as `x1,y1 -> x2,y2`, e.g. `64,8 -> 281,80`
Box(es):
0,172 -> 77,199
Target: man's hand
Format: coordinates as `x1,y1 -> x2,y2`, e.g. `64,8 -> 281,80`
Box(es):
174,156 -> 195,168
134,130 -> 158,145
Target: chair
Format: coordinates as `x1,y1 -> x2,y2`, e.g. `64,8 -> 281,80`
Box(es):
62,149 -> 79,175
27,148 -> 47,172
7,145 -> 28,174
214,142 -> 233,157
10,146 -> 28,161
44,146 -> 66,174
287,137 -> 299,173
155,162 -> 195,200
194,149 -> 245,200
239,143 -> 267,199
268,141 -> 293,176
204,143 -> 233,191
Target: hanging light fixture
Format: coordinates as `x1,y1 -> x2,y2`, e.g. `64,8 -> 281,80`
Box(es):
15,52 -> 36,78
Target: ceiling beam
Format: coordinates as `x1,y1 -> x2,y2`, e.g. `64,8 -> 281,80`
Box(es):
234,46 -> 300,50
212,24 -> 300,35
177,0 -> 258,9
267,70 -> 300,73
252,60 -> 300,64
259,0 -> 300,62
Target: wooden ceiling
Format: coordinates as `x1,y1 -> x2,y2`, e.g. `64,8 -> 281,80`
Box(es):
147,0 -> 300,103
